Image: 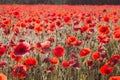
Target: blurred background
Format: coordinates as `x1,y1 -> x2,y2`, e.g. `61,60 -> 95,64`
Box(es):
0,0 -> 120,5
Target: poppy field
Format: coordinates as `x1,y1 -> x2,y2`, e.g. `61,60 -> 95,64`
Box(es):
0,5 -> 120,80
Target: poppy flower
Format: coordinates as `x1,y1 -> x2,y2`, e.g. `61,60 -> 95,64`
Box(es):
53,46 -> 65,57
80,25 -> 89,33
66,35 -> 77,46
63,16 -> 71,24
9,52 -> 22,62
69,53 -> 78,59
42,57 -> 51,63
11,64 -> 27,79
97,35 -> 110,43
98,25 -> 110,34
79,48 -> 91,57
20,22 -> 26,28
62,60 -> 69,68
109,76 -> 120,80
14,41 -> 30,56
23,58 -> 38,67
0,46 -> 6,57
113,31 -> 120,40
36,41 -> 51,54
86,60 -> 93,66
106,54 -> 120,67
0,73 -> 7,80
68,59 -> 77,67
92,51 -> 101,60
47,66 -> 55,73
100,65 -> 114,75
103,15 -> 109,22
34,24 -> 43,33
50,57 -> 59,65
0,61 -> 7,68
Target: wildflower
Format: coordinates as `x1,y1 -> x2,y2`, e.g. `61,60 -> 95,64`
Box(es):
53,46 -> 65,57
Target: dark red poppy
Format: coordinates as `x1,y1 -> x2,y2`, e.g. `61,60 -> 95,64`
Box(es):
86,60 -> 93,66
106,54 -> 120,67
11,64 -> 27,79
14,41 -> 30,56
0,61 -> 7,68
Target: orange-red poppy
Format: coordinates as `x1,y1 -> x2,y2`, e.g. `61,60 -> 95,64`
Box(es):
92,51 -> 101,60
98,25 -> 110,34
66,35 -> 77,46
50,57 -> 59,65
109,76 -> 120,80
113,31 -> 120,40
0,73 -> 7,80
9,52 -> 22,62
79,48 -> 91,57
23,58 -> 38,67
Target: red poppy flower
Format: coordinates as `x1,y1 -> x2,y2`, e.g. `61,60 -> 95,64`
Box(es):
63,16 -> 71,24
66,35 -> 77,46
62,60 -> 69,68
23,58 -> 38,67
36,41 -> 51,54
34,24 -> 43,33
106,54 -> 120,67
80,25 -> 89,33
14,41 -> 30,56
47,66 -> 55,73
79,48 -> 91,57
20,22 -> 26,28
50,57 -> 59,65
9,52 -> 22,62
92,51 -> 101,60
97,35 -> 110,43
103,15 -> 109,22
113,31 -> 120,40
100,65 -> 114,75
11,64 -> 27,79
0,73 -> 7,80
86,60 -> 93,66
53,46 -> 65,57
98,25 -> 110,34
0,46 -> 6,57
109,76 -> 120,80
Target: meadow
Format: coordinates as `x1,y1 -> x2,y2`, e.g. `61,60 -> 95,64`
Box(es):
0,5 -> 120,80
